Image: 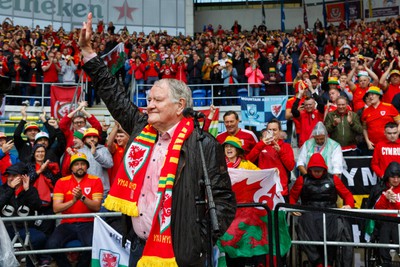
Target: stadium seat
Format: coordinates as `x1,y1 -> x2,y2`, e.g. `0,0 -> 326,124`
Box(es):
192,89 -> 207,106
133,92 -> 147,107
237,88 -> 248,104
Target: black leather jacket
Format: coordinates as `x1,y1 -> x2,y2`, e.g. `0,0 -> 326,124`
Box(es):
83,57 -> 236,266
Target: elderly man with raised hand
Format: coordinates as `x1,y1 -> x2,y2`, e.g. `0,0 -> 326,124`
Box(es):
78,13 -> 236,267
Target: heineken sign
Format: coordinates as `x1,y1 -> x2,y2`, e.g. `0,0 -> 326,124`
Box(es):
0,0 -> 103,18
0,0 -> 187,34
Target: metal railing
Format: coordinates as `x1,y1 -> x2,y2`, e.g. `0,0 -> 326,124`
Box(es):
274,203 -> 400,267
5,81 -> 87,108
6,79 -> 293,108
4,204 -> 400,266
130,80 -> 294,107
2,212 -> 121,255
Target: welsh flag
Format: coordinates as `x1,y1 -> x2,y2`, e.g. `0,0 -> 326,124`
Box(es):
50,85 -> 82,119
91,216 -> 131,267
101,42 -> 126,75
198,107 -> 220,137
216,168 -> 291,266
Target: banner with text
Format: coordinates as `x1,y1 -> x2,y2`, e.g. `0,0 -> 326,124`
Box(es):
342,156 -> 377,209
363,0 -> 399,18
240,96 -> 287,131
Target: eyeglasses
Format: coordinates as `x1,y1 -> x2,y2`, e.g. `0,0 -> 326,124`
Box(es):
73,121 -> 85,125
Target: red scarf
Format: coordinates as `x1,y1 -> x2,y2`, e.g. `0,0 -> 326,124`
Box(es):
226,157 -> 241,168
104,118 -> 194,266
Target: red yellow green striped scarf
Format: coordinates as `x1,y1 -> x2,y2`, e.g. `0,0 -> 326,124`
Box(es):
104,118 -> 194,266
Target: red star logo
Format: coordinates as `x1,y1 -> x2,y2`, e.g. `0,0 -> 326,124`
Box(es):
114,0 -> 137,21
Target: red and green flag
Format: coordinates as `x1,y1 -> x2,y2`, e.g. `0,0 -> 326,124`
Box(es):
198,108 -> 220,137
216,168 -> 291,266
101,42 -> 126,75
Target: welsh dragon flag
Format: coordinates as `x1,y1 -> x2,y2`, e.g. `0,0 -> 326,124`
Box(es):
101,42 -> 126,75
216,168 -> 291,266
91,216 -> 130,267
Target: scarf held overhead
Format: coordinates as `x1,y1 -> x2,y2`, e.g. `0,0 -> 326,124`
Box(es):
104,118 -> 194,266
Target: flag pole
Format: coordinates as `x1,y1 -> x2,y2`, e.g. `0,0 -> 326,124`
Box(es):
281,0 -> 285,32
261,0 -> 266,26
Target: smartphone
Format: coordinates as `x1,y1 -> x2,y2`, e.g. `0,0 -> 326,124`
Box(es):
104,115 -> 110,125
262,130 -> 273,144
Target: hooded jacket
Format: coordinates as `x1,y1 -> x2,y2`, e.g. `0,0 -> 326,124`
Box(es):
290,153 -> 354,208
82,56 -> 236,267
374,161 -> 400,213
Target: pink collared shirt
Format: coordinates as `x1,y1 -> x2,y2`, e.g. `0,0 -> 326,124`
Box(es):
131,123 -> 179,240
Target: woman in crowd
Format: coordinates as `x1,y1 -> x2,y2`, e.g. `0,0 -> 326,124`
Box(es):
27,144 -> 61,237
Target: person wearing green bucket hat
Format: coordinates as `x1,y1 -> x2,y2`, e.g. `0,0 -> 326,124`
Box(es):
222,135 -> 258,170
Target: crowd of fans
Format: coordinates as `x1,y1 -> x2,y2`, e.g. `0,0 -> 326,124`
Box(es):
1,16 -> 400,104
1,14 -> 400,266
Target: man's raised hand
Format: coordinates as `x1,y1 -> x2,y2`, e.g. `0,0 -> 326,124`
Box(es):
79,12 -> 94,56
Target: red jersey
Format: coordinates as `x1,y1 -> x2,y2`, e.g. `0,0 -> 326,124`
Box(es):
217,128 -> 258,156
375,184 -> 400,215
353,84 -> 368,112
160,64 -> 176,79
247,139 -> 295,196
383,83 -> 400,104
361,102 -> 400,144
286,96 -> 304,134
108,143 -> 125,187
41,60 -> 60,82
53,174 -> 103,224
371,139 -> 400,178
298,110 -> 324,147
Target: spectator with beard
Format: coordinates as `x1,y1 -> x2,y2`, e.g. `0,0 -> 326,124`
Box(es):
46,153 -> 103,267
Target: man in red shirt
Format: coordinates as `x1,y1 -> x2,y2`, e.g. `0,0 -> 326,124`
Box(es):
247,119 -> 295,198
46,152 -> 103,267
107,122 -> 129,186
286,80 -> 306,147
41,51 -> 61,105
380,66 -> 400,104
216,110 -> 258,156
160,57 -> 176,79
59,101 -> 102,176
361,86 -> 400,154
291,79 -> 325,147
371,122 -> 400,178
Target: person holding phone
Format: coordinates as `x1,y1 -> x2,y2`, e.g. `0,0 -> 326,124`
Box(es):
247,119 -> 295,199
0,132 -> 18,185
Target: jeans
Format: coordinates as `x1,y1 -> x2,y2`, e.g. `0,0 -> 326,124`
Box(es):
128,236 -> 145,267
46,222 -> 94,267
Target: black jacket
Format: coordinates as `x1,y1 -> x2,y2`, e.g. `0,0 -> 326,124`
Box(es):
0,183 -> 41,228
83,56 -> 236,266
